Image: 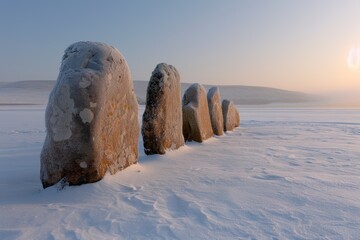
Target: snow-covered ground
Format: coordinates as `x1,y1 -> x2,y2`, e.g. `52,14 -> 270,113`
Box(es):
1,106 -> 359,239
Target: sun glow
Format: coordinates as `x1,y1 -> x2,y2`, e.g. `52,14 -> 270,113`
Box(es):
347,47 -> 360,70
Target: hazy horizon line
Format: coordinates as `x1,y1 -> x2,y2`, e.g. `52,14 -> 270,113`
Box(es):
2,79 -> 360,95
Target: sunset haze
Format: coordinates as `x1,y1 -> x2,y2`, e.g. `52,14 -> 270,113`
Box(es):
0,0 -> 359,93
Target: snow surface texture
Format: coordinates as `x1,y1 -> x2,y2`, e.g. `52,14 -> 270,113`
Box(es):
1,106 -> 360,239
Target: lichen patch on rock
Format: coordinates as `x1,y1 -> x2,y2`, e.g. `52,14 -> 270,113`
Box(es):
79,161 -> 87,168
49,85 -> 75,141
79,108 -> 94,123
79,77 -> 91,88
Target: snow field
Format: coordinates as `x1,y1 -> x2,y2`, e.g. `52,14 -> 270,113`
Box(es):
0,106 -> 359,239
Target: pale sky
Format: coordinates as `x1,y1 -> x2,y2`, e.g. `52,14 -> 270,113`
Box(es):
0,0 -> 359,93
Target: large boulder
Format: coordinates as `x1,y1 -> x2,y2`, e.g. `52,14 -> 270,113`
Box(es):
182,83 -> 213,142
142,63 -> 184,155
207,87 -> 224,136
40,41 -> 139,188
222,99 -> 240,132
235,108 -> 240,127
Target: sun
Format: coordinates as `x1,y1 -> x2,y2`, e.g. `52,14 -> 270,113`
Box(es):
347,47 -> 360,70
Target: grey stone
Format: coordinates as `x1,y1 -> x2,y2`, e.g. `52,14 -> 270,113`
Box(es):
235,107 -> 240,127
40,41 -> 139,188
222,99 -> 240,132
207,87 -> 224,136
142,63 -> 184,155
182,83 -> 213,142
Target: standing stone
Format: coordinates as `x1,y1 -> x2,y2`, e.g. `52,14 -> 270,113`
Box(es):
40,41 -> 139,188
207,87 -> 224,136
142,63 -> 184,155
222,99 -> 240,132
182,83 -> 213,142
235,107 -> 240,127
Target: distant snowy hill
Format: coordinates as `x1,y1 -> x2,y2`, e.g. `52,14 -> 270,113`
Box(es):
0,80 -> 316,106
135,81 -> 315,105
0,81 -> 55,105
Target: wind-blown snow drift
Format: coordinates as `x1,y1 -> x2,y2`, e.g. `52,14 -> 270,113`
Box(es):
0,106 -> 359,239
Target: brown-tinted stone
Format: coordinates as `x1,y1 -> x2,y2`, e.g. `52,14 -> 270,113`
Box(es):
222,99 -> 240,132
207,87 -> 224,136
40,41 -> 139,188
182,83 -> 213,142
235,107 -> 240,127
142,63 -> 184,155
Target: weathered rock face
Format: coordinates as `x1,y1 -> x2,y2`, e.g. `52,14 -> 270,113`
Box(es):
222,99 -> 240,132
40,41 -> 139,188
182,83 -> 213,142
207,87 -> 224,136
234,107 -> 240,127
142,63 -> 184,155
